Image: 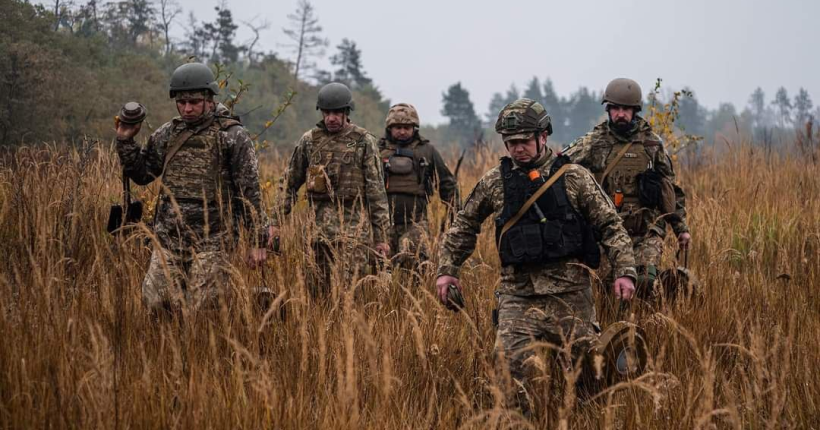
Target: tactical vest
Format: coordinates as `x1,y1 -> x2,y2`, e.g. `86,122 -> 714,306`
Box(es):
307,124 -> 369,202
494,157 -> 598,267
162,116 -> 241,204
595,141 -> 654,235
379,138 -> 434,197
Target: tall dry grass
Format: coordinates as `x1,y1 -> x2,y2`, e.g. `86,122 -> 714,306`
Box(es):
0,138 -> 818,429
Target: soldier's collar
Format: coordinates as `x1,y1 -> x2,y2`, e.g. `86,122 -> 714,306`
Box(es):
182,109 -> 215,130
510,147 -> 552,170
317,120 -> 352,135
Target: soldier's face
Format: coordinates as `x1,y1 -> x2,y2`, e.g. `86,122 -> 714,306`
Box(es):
608,104 -> 635,125
505,133 -> 547,164
176,98 -> 214,123
390,125 -> 414,141
322,109 -> 348,132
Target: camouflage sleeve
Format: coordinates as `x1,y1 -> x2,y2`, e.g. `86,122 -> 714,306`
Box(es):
362,134 -> 391,244
431,146 -> 457,205
226,126 -> 269,247
115,123 -> 172,185
561,133 -> 594,167
437,170 -> 497,278
650,141 -> 689,235
564,165 -> 637,281
273,133 -> 310,227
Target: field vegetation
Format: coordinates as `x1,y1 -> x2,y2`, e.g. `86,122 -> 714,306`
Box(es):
1,132 -> 818,428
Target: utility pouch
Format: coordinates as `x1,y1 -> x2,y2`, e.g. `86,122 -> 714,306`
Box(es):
307,165 -> 329,194
388,155 -> 414,175
619,204 -> 645,236
637,169 -> 676,215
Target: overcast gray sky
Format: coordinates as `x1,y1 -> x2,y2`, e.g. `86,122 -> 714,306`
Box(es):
176,0 -> 818,125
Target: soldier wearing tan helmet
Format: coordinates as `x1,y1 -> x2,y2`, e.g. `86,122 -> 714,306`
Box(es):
378,103 -> 457,269
272,82 -> 391,298
563,78 -> 691,302
437,98 -> 637,416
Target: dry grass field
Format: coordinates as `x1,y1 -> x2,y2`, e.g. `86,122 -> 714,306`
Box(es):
0,137 -> 818,429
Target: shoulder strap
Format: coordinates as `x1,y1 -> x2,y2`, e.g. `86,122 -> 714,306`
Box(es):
498,163 -> 571,245
162,129 -> 195,175
596,141 -> 634,185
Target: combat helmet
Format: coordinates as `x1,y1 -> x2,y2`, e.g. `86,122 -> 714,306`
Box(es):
169,63 -> 219,98
602,78 -> 643,111
385,103 -> 420,128
494,98 -> 553,142
316,82 -> 355,111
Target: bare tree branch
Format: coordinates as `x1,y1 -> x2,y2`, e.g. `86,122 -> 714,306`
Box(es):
242,16 -> 270,65
282,0 -> 327,82
157,0 -> 181,56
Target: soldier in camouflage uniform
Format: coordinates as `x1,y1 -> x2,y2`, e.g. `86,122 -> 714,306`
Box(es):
563,78 -> 691,298
378,103 -> 457,269
436,99 -> 637,415
271,83 -> 391,296
115,62 -> 271,315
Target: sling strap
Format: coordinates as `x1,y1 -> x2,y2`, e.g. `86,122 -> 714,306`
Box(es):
595,141 -> 634,185
498,163 -> 571,246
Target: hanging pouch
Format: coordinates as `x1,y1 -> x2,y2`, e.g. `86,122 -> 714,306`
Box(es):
307,165 -> 329,194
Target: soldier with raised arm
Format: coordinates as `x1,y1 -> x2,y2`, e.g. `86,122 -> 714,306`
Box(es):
114,62 -> 271,316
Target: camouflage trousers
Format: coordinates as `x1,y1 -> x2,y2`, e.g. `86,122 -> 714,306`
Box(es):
309,239 -> 372,298
142,246 -> 231,314
495,288 -> 598,414
388,219 -> 430,270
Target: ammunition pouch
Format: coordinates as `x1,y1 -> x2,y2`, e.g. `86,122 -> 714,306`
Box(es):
495,157 -> 596,267
636,169 -> 676,215
619,204 -> 647,236
387,149 -> 415,175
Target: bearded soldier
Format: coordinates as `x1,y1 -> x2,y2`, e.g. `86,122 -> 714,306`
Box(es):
563,78 -> 691,297
271,83 -> 390,296
436,99 -> 637,415
378,103 -> 457,269
114,62 -> 271,315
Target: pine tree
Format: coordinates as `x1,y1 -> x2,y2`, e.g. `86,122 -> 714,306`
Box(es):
441,82 -> 481,146
677,87 -> 706,135
486,92 -> 506,123
772,87 -> 792,128
330,38 -> 371,89
794,88 -> 814,126
523,77 -> 543,104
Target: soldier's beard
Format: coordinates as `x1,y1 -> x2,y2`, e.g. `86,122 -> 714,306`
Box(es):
610,117 -> 635,135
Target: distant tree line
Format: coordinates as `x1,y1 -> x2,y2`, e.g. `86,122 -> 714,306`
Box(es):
0,0 -> 389,147
438,77 -> 818,149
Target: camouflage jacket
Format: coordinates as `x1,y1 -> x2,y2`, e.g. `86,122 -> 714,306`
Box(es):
116,111 -> 269,251
274,121 -> 390,245
438,150 -> 637,296
563,117 -> 689,237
